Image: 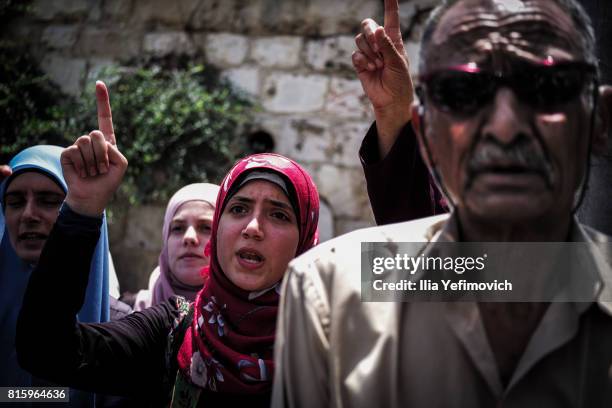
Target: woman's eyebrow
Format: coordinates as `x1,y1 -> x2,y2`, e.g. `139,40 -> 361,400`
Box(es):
35,191 -> 65,198
4,191 -> 25,199
232,196 -> 253,204
231,195 -> 292,210
267,199 -> 292,211
5,191 -> 64,199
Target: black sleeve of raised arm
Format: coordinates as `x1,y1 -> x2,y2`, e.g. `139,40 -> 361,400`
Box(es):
16,204 -> 181,400
359,122 -> 443,225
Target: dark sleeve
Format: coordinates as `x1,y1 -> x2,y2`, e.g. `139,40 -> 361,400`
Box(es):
359,122 -> 447,225
16,204 -> 181,400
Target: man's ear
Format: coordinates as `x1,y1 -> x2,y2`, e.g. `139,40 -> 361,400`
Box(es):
592,85 -> 612,155
411,102 -> 436,169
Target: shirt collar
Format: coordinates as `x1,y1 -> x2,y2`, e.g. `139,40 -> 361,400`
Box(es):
424,212 -> 612,313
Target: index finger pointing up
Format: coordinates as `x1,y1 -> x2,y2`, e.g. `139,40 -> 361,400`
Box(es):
384,0 -> 401,36
96,80 -> 116,145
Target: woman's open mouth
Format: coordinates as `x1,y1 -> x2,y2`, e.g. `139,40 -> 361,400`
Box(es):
236,248 -> 265,269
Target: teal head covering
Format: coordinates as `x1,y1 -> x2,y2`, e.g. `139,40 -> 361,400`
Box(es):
0,145 -> 111,389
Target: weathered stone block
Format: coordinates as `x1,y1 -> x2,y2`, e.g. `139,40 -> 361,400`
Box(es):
32,0 -> 94,21
41,55 -> 86,96
253,0 -> 379,36
251,36 -> 302,68
289,118 -> 331,162
4,21 -> 40,43
253,115 -> 300,158
102,0 -> 133,21
87,1 -> 102,21
123,204 -> 165,252
74,28 -> 142,58
335,218 -> 374,236
306,35 -> 355,71
326,77 -> 371,119
314,164 -> 371,219
254,115 -> 332,163
262,73 -> 328,113
263,116 -> 367,167
130,0 -> 200,26
190,0 -> 261,32
108,246 -> 159,292
317,200 -> 335,242
397,0 -> 436,77
41,25 -> 78,49
143,31 -> 195,56
329,121 -> 371,167
86,58 -> 115,83
190,0 -> 379,36
203,33 -> 249,66
301,0 -> 380,36
399,0 -> 439,37
222,67 -> 260,95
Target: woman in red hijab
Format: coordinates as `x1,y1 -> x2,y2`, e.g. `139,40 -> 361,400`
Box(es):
16,153 -> 319,407
175,153 -> 319,404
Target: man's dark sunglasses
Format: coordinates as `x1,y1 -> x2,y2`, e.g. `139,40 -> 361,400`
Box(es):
417,60 -> 597,116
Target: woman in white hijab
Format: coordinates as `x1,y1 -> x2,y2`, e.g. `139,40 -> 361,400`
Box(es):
132,183 -> 219,311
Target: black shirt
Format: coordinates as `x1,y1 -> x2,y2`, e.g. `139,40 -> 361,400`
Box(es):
16,205 -> 270,407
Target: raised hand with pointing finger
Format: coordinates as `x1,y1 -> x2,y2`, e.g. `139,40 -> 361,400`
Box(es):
352,0 -> 414,158
62,81 -> 128,217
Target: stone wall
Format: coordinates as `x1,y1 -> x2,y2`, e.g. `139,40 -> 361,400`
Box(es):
5,0 -> 438,291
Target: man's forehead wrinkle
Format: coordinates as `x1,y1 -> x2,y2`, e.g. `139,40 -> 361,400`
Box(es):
433,0 -> 580,49
451,23 -> 575,51
442,16 -> 573,45
429,21 -> 584,72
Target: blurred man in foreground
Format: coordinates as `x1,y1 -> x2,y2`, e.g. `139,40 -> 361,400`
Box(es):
273,0 -> 612,406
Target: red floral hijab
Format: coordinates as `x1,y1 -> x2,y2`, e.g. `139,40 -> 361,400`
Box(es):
177,154 -> 319,395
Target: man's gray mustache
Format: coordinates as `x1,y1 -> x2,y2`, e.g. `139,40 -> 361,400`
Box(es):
467,142 -> 553,186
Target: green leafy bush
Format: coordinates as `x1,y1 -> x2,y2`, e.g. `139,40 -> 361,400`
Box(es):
1,56 -> 254,204
0,43 -> 74,157
72,64 -> 253,203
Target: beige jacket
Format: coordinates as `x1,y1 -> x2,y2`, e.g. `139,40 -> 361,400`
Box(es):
272,214 -> 612,408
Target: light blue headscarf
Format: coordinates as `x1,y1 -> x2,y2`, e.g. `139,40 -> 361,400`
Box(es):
0,145 -> 110,393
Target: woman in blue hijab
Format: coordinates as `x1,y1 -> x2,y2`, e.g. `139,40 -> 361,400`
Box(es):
0,145 -> 111,398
